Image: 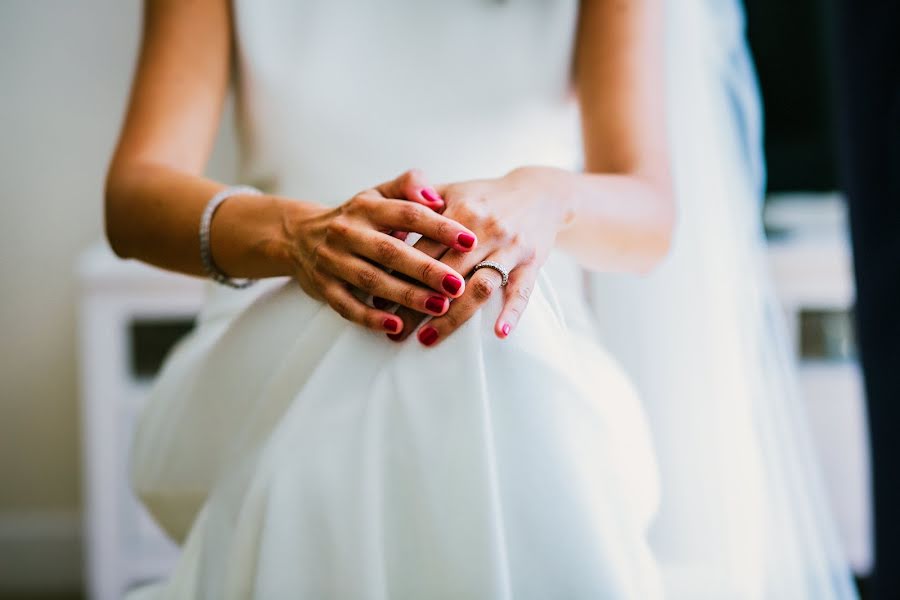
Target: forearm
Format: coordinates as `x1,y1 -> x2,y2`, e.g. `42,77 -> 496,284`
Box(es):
501,166 -> 673,274
556,169 -> 674,273
104,161 -> 315,279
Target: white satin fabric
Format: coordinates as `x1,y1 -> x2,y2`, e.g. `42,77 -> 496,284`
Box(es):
128,1 -> 662,598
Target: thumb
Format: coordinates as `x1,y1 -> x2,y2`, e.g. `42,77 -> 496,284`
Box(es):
374,169 -> 444,211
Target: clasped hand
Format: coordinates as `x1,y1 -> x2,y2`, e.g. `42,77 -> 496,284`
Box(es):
287,168 -> 573,346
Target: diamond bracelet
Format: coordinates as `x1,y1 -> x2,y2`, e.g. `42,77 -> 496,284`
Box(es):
199,185 -> 262,289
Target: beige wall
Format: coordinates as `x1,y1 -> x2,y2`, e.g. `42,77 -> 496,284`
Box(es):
0,1 -> 237,589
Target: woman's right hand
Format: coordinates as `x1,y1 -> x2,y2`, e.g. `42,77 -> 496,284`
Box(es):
283,171 -> 478,334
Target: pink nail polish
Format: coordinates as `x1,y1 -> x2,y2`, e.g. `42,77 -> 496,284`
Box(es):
456,232 -> 476,249
442,274 -> 462,295
500,322 -> 511,337
425,296 -> 447,313
373,297 -> 391,310
383,317 -> 401,333
422,187 -> 444,205
418,326 -> 439,346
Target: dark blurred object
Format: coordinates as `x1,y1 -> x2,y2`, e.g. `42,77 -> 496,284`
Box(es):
800,308 -> 857,361
129,318 -> 195,380
743,0 -> 839,192
834,0 -> 900,599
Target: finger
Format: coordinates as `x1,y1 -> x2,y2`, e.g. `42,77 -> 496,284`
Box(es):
318,246 -> 454,315
346,230 -> 466,298
381,170 -> 444,239
385,237 -> 449,341
416,248 -> 521,347
368,199 -> 477,252
374,169 -> 445,211
389,237 -> 498,342
320,281 -> 404,334
495,261 -> 538,338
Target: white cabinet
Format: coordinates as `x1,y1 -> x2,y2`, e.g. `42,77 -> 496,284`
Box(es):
766,193 -> 873,575
77,243 -> 203,600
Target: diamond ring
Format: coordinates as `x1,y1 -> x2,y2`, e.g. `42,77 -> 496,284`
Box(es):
472,260 -> 510,287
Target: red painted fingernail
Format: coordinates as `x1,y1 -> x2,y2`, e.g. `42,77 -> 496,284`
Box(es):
387,331 -> 404,342
418,326 -> 439,346
500,322 -> 511,337
373,297 -> 391,310
457,232 -> 476,249
425,295 -> 447,313
422,187 -> 444,206
383,317 -> 401,333
442,274 -> 462,295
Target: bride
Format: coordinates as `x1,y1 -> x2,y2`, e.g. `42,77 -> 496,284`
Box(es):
107,0 -> 856,598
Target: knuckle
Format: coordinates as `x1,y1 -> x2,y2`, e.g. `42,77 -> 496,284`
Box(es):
347,194 -> 373,214
374,238 -> 401,264
506,304 -> 523,321
471,276 -> 496,301
454,200 -> 479,221
399,203 -> 424,226
311,244 -> 330,269
401,287 -> 417,309
364,312 -> 381,330
515,284 -> 532,304
326,217 -> 352,240
329,298 -> 353,320
433,219 -> 451,240
442,309 -> 462,329
405,168 -> 424,185
519,245 -> 536,264
355,268 -> 381,292
418,260 -> 438,284
484,215 -> 512,240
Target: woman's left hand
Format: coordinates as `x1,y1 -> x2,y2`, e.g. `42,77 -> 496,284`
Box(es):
387,166 -> 576,346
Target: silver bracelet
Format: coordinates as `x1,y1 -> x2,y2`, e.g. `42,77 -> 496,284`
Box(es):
199,185 -> 262,289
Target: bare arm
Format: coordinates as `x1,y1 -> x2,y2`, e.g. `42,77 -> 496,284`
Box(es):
390,0 -> 675,345
104,0 -> 289,276
557,0 -> 674,273
105,0 -> 480,334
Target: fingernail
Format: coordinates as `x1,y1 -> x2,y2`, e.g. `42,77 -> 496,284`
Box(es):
422,187 -> 444,205
383,317 -> 401,333
387,331 -> 404,342
441,274 -> 462,295
425,295 -> 448,313
456,232 -> 476,249
373,297 -> 391,310
500,322 -> 511,337
391,230 -> 409,241
418,326 -> 439,346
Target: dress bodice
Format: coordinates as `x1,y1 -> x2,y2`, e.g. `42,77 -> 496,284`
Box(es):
231,0 -> 582,204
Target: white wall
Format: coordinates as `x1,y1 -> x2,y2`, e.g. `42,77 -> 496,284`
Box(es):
0,1 -> 237,591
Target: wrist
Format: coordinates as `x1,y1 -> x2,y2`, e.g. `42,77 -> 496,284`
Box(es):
505,165 -> 579,232
210,193 -> 323,279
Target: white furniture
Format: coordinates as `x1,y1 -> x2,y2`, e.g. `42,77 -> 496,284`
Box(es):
766,193 -> 873,575
77,243 -> 201,600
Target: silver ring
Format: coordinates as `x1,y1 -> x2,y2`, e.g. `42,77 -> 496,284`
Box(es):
472,260 -> 510,287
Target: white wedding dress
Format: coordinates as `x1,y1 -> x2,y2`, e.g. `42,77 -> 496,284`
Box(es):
129,1 -> 661,598
127,0 -> 857,599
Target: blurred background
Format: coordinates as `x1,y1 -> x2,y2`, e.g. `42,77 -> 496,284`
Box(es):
0,1 -> 871,598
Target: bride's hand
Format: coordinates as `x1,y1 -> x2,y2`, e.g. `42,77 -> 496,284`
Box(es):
388,167 -> 576,346
284,171 -> 478,334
